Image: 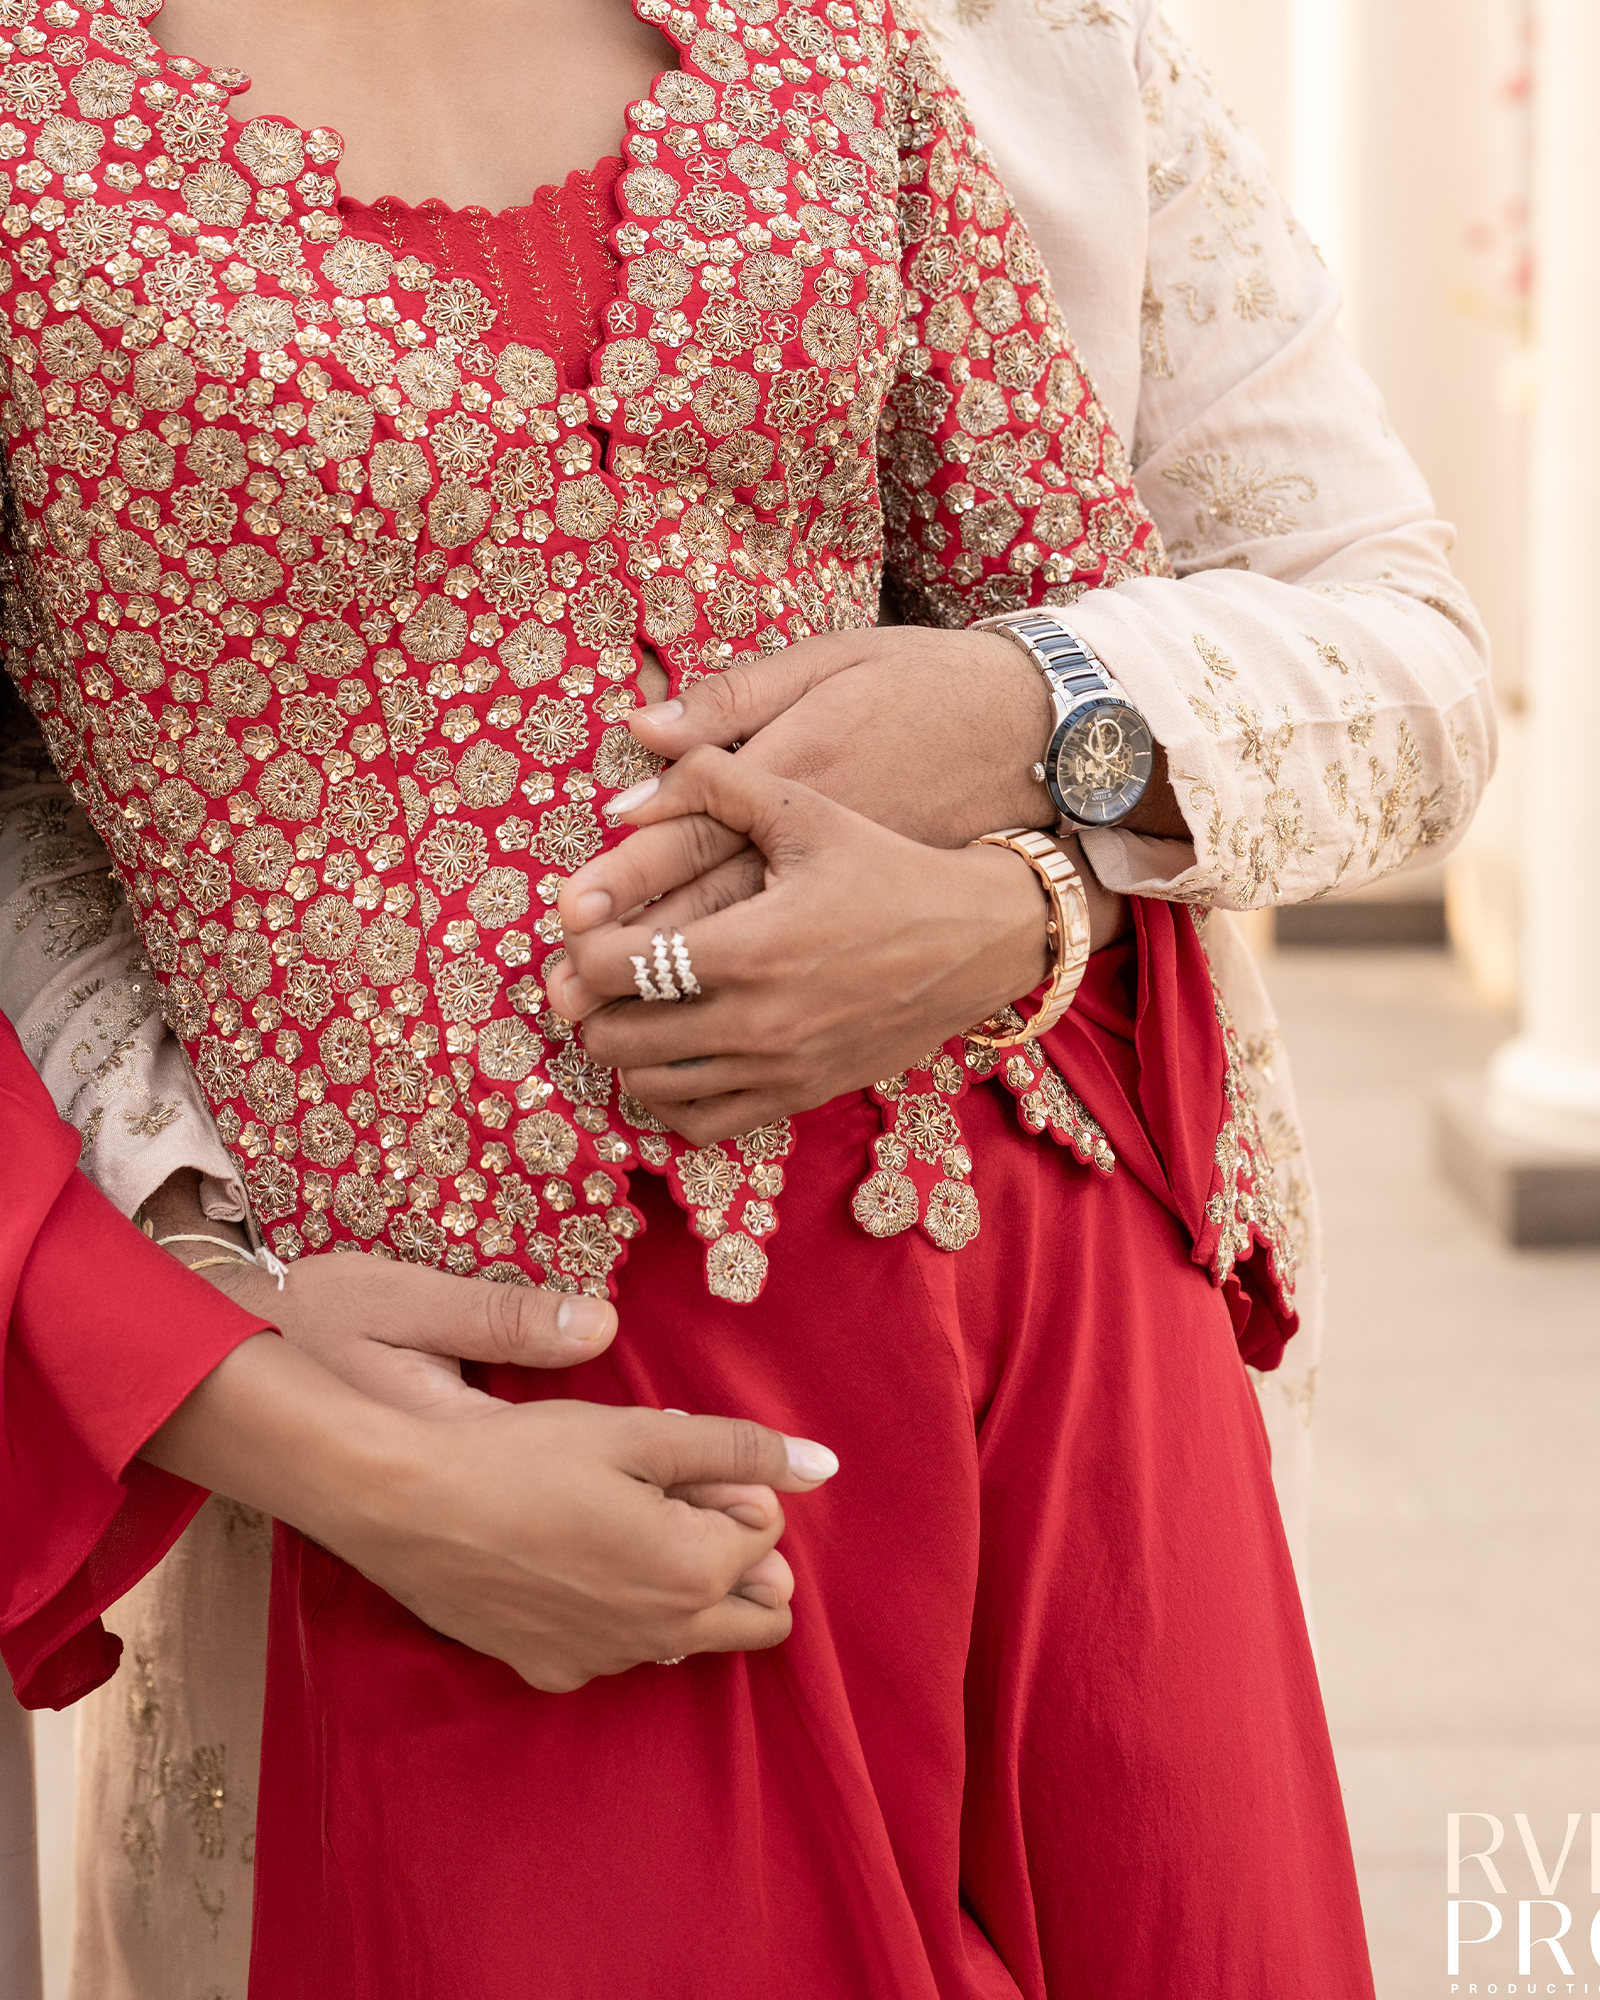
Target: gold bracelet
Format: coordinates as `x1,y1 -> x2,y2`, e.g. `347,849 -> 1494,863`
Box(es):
965,827 -> 1091,1048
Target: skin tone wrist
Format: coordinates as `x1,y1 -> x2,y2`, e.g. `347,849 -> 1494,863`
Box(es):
140,1331 -> 410,1541
138,1167 -> 252,1265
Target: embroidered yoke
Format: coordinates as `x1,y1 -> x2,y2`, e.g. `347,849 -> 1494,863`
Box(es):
0,0 -> 1296,1311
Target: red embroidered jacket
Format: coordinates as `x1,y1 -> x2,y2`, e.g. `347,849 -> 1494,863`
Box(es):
0,0 -> 1233,1307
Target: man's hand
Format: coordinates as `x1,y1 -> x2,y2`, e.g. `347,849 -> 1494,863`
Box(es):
631,625 -> 1060,847
625,623 -> 1191,849
140,1170 -> 616,1421
143,1335 -> 840,1690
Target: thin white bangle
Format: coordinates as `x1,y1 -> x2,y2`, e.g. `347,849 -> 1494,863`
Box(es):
156,1233 -> 289,1292
157,1231 -> 253,1259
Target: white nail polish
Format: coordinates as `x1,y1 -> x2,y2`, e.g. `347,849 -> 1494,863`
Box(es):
604,777 -> 660,817
783,1436 -> 840,1482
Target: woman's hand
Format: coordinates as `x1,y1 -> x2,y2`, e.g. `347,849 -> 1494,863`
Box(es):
549,746 -> 1056,1145
143,1334 -> 842,1690
143,1176 -> 797,1607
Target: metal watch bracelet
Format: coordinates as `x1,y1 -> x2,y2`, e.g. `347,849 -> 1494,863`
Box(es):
964,827 -> 1092,1048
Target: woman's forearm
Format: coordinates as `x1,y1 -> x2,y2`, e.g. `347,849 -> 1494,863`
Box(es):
139,1333 -> 408,1543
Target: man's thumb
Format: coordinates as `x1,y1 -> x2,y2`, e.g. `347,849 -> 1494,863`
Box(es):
627,638 -> 847,754
378,1263 -> 618,1370
621,1410 -> 840,1494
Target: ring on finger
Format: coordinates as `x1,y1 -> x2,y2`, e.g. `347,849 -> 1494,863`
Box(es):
630,952 -> 672,1002
630,929 -> 701,1004
669,929 -> 701,997
650,930 -> 681,1002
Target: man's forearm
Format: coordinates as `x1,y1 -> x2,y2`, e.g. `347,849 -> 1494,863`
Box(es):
138,1168 -> 253,1269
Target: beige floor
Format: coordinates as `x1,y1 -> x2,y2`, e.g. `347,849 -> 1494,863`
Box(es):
1265,946 -> 1600,2000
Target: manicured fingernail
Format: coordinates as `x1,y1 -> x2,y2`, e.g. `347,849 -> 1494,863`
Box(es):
724,1503 -> 768,1527
557,1296 -> 612,1345
664,1407 -> 689,1415
636,700 -> 683,728
570,888 -> 611,925
604,778 -> 659,818
784,1436 -> 839,1483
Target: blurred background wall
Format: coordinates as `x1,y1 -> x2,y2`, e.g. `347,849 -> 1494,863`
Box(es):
1154,17 -> 1600,1996
1165,0 -> 1531,1005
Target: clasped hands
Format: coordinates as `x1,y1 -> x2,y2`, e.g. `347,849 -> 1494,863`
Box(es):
143,1174 -> 835,1693
547,625 -> 1143,1145
146,628 -> 1165,1694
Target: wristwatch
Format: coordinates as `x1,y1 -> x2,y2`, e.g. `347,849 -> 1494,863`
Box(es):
978,610 -> 1155,829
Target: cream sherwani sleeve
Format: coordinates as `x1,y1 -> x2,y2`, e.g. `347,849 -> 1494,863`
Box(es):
928,0 -> 1494,1601
0,692 -> 245,1221
929,0 -> 1495,909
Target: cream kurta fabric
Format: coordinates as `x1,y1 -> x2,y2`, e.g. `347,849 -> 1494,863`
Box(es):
2,5 -> 1493,1992
64,1499 -> 271,2000
0,695 -> 247,1227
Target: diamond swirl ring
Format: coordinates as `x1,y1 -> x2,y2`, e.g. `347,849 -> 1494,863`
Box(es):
629,929 -> 700,1002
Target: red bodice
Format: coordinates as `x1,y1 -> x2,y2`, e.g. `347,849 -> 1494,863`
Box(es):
0,0 -> 1297,1324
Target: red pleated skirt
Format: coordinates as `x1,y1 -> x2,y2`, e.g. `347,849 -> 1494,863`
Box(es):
252,910 -> 1374,1997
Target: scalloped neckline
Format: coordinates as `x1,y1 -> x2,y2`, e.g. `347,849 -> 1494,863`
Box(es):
341,157 -> 623,227
137,0 -> 680,220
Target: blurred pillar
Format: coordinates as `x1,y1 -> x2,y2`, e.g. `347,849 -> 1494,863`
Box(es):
1486,0 -> 1600,1158
1435,0 -> 1600,1241
1286,0 -> 1353,321
1341,0 -> 1530,981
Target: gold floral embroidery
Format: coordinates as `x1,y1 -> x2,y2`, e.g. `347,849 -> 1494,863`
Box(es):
1162,452 -> 1318,541
0,0 -> 1159,1304
1233,270 -> 1278,321
1239,1027 -> 1280,1082
1173,762 -> 1316,908
8,869 -> 119,957
1205,968 -> 1296,1306
1139,270 -> 1173,379
1319,718 -> 1453,892
183,1745 -> 229,1862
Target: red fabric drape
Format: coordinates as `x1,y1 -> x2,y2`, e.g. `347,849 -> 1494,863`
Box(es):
1048,904 -> 1297,1371
247,906 -> 1370,1998
0,1014 -> 269,1709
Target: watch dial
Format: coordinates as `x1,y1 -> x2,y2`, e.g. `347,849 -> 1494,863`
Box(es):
1050,700 -> 1155,826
